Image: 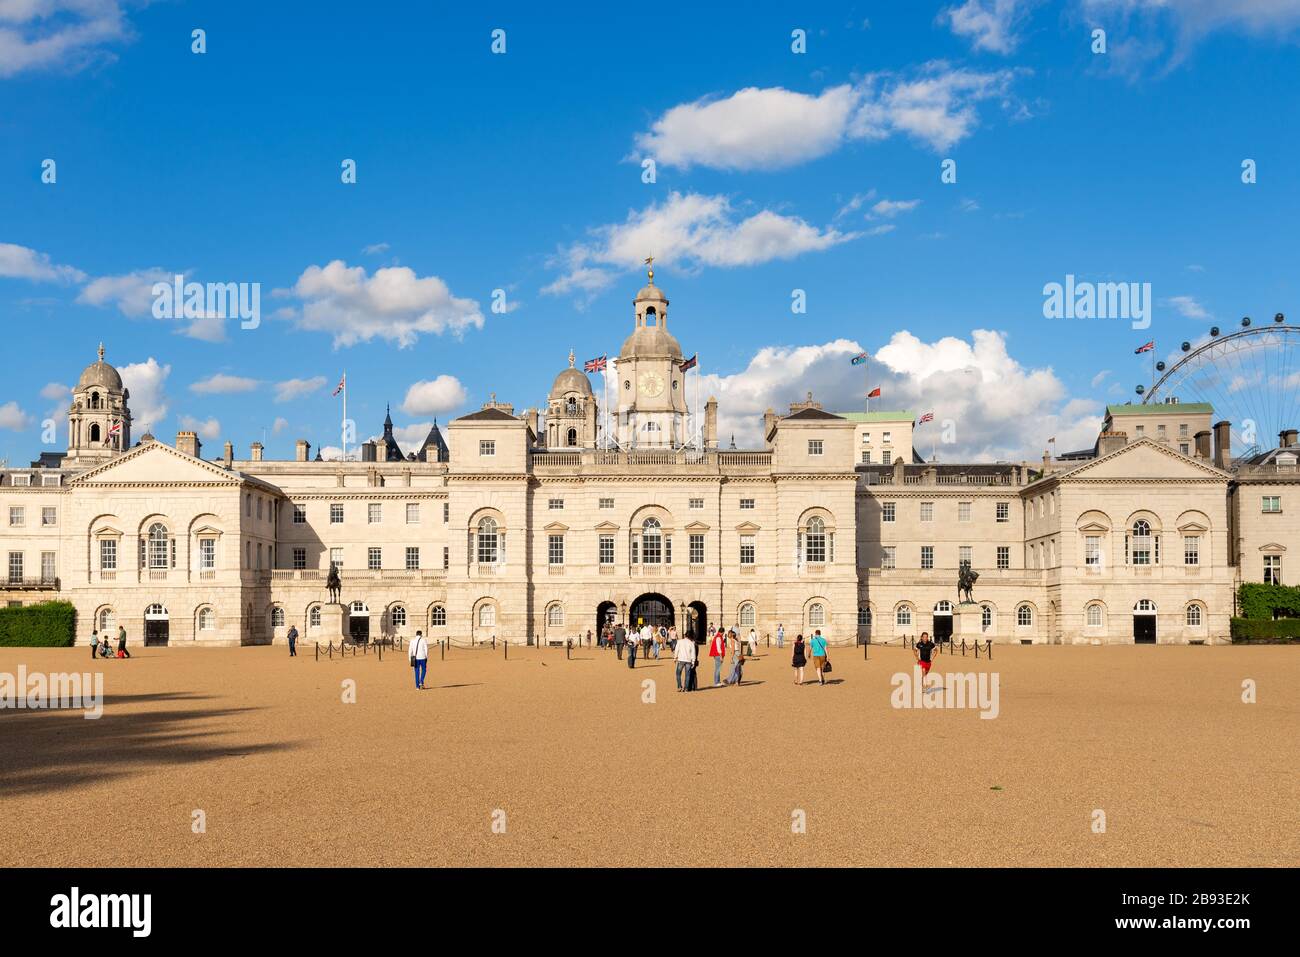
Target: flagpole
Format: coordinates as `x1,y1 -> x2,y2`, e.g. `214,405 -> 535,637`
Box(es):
342,370 -> 348,461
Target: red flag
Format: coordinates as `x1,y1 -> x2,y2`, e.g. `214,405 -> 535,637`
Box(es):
919,412 -> 934,423
1134,341 -> 1155,354
679,353 -> 698,372
867,387 -> 881,399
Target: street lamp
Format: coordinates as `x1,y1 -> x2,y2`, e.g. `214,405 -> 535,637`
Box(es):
619,599 -> 627,624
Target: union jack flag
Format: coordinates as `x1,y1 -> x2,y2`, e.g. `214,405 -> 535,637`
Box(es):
108,422 -> 122,436
919,412 -> 934,424
332,373 -> 346,396
679,353 -> 698,372
867,387 -> 881,399
850,352 -> 868,365
584,355 -> 607,373
1134,341 -> 1155,354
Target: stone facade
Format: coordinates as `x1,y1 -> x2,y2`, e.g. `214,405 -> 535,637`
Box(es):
2,283 -> 1298,647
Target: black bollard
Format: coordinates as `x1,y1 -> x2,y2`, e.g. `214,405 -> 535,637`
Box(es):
440,639 -> 445,661
986,640 -> 992,660
504,640 -> 508,660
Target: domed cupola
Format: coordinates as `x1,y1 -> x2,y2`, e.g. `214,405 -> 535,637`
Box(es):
620,259 -> 682,359
66,343 -> 132,464
546,350 -> 597,448
614,262 -> 690,448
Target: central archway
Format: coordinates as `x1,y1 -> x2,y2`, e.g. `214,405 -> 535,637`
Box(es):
629,592 -> 674,631
687,600 -> 708,643
596,600 -> 616,639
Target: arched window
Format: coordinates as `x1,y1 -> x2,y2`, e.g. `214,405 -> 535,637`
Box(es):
981,605 -> 993,630
476,517 -> 499,564
805,516 -> 827,564
89,423 -> 101,443
146,603 -> 167,617
858,605 -> 871,625
198,607 -> 215,631
739,603 -> 756,627
478,604 -> 496,627
89,392 -> 101,409
547,604 -> 564,626
1087,604 -> 1104,627
641,517 -> 662,564
1129,519 -> 1156,565
147,523 -> 170,568
98,608 -> 115,632
808,603 -> 826,627
1186,604 -> 1202,626
565,397 -> 577,416
350,601 -> 368,614
567,428 -> 578,446
430,605 -> 446,627
935,600 -> 953,614
308,605 -> 321,628
896,605 -> 913,627
270,606 -> 285,628
391,606 -> 407,628
1135,599 -> 1157,613
1017,604 -> 1033,626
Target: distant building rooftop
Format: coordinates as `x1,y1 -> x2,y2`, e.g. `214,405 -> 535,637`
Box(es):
835,411 -> 915,422
1105,402 -> 1213,416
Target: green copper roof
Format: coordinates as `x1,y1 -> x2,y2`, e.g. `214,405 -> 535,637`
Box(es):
1106,403 -> 1213,416
835,411 -> 914,422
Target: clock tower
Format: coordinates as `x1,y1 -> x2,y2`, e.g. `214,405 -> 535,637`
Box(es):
615,264 -> 689,448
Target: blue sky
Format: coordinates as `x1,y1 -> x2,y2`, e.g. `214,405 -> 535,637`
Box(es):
2,0 -> 1299,462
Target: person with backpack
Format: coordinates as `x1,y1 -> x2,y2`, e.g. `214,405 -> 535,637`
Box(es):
674,628 -> 696,692
809,629 -> 829,685
409,630 -> 429,690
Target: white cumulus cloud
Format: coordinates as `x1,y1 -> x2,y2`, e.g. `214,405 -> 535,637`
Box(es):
118,357 -> 170,432
274,376 -> 327,403
0,400 -> 34,431
191,373 -> 260,394
178,414 -> 221,441
0,242 -> 86,282
0,0 -> 132,78
401,375 -> 467,416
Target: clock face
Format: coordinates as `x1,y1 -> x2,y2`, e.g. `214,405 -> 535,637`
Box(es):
639,373 -> 664,398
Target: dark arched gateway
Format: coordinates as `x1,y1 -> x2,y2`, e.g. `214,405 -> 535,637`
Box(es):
687,600 -> 708,643
629,593 -> 673,631
596,600 -> 617,637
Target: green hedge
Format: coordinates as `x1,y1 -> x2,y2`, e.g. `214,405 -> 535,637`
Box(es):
1238,582 -> 1300,620
1230,617 -> 1300,642
0,601 -> 77,647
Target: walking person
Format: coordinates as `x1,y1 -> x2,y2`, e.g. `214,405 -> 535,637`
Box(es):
747,627 -> 758,657
614,622 -> 626,660
117,625 -> 131,659
776,623 -> 785,649
809,629 -> 829,685
627,627 -> 638,669
286,623 -> 298,657
708,627 -> 727,687
792,633 -> 807,685
409,630 -> 429,690
674,628 -> 696,692
915,631 -> 936,682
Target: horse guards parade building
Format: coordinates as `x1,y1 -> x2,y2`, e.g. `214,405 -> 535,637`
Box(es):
2,272 -> 1297,648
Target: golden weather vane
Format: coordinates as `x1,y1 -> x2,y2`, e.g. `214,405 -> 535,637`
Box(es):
644,255 -> 654,282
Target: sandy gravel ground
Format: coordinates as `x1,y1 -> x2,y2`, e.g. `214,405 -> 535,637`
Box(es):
0,642 -> 1295,867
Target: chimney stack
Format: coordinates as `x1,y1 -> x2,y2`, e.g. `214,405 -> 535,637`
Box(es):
1213,420 -> 1231,469
1097,431 -> 1128,457
1194,430 -> 1211,460
295,439 -> 310,462
361,440 -> 377,463
704,397 -> 718,449
763,408 -> 777,448
250,442 -> 264,462
176,430 -> 201,458
1280,429 -> 1298,449
222,440 -> 233,469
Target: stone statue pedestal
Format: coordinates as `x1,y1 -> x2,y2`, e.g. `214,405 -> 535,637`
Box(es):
319,602 -> 348,642
954,602 -> 984,641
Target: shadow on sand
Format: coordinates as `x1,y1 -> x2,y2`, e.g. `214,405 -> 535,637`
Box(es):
0,691 -> 297,797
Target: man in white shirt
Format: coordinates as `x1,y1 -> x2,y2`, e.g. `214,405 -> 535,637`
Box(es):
674,630 -> 696,692
747,628 -> 758,656
409,630 -> 429,690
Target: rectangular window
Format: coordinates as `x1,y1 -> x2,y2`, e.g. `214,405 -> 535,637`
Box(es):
368,502 -> 382,524
920,502 -> 934,522
200,539 -> 217,570
42,507 -> 56,527
1180,443 -> 1189,455
7,552 -> 22,583
959,545 -> 972,565
1130,532 -> 1153,566
642,531 -> 661,565
368,547 -> 382,570
1157,424 -> 1167,438
599,535 -> 615,566
1264,555 -> 1282,584
548,498 -> 564,510
861,451 -> 871,464
920,545 -> 934,570
293,504 -> 306,524
330,547 -> 344,569
8,506 -> 23,527
882,546 -> 896,570
42,474 -> 60,487
997,545 -> 1010,570
689,533 -> 704,564
330,503 -> 343,524
479,440 -> 495,456
861,432 -> 871,444
406,546 -> 420,570
689,498 -> 704,510
443,546 -> 449,570
1135,425 -> 1145,437
1085,536 -> 1101,566
882,502 -> 896,523
41,552 -> 56,582
1184,536 -> 1200,566
1262,495 -> 1282,513
548,535 -> 565,565
996,501 -> 1009,523
406,503 -> 420,524
739,535 -> 755,566
808,439 -> 824,456
292,547 -> 306,570
958,502 -> 971,522
11,474 -> 30,487
739,498 -> 755,510
100,539 -> 117,571
443,503 -> 449,523
882,431 -> 892,443
257,498 -> 263,521
1179,423 -> 1189,437
599,498 -> 614,509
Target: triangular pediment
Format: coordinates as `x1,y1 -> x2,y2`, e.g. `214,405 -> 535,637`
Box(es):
1259,542 -> 1286,552
543,521 -> 570,532
1062,438 -> 1229,481
192,524 -> 225,537
734,521 -> 761,532
1177,521 -> 1209,533
92,524 -> 123,537
592,520 -> 620,531
683,520 -> 711,531
72,441 -> 243,486
1077,521 -> 1110,533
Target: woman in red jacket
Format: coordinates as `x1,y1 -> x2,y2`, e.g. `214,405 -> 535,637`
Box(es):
708,627 -> 727,687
